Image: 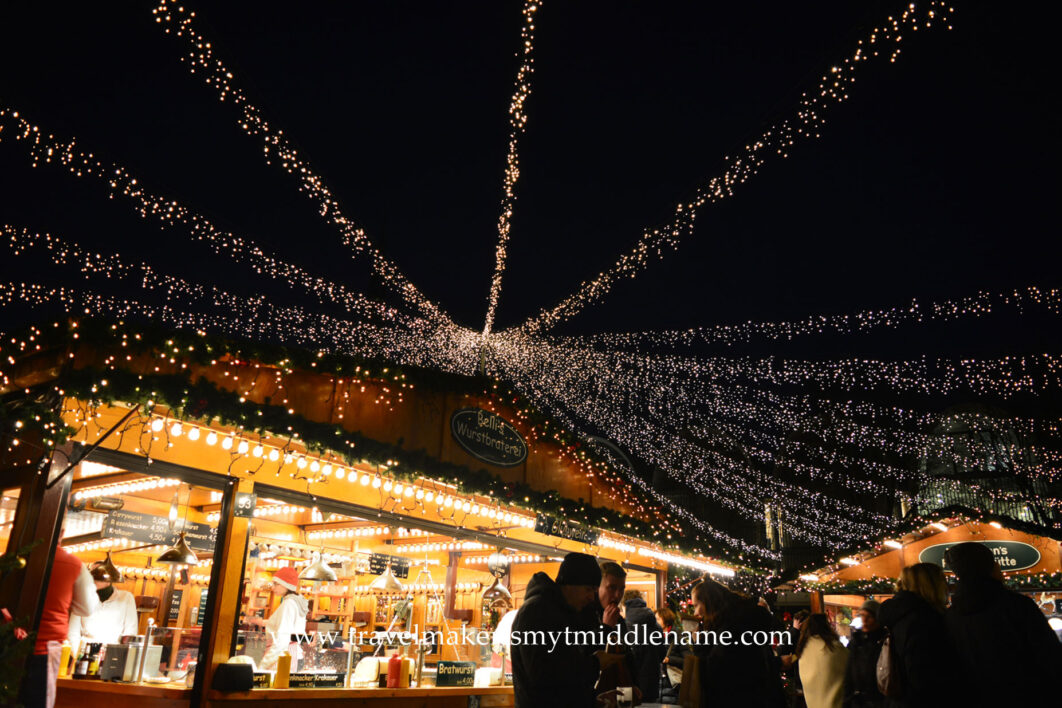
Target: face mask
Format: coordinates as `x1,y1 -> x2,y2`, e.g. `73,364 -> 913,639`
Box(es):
97,585 -> 115,602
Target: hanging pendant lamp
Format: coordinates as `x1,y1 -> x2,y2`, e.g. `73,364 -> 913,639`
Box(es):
156,531 -> 198,566
301,550 -> 338,582
91,551 -> 124,583
369,562 -> 405,592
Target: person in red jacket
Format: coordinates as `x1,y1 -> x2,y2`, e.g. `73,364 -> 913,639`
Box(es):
20,537 -> 99,708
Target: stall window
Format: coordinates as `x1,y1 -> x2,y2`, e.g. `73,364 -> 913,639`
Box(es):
60,459 -> 224,686
227,489 -> 535,688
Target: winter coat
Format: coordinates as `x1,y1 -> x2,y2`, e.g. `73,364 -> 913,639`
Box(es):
511,572 -> 601,708
842,627 -> 885,708
695,598 -> 787,708
945,576 -> 1062,705
623,597 -> 665,701
876,591 -> 956,708
797,636 -> 847,708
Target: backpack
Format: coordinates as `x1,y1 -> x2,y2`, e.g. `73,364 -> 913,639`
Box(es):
875,630 -> 904,697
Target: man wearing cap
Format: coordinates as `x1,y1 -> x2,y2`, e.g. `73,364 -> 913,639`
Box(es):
842,599 -> 885,708
511,552 -> 603,707
944,541 -> 1062,705
68,558 -> 139,648
246,565 -> 309,670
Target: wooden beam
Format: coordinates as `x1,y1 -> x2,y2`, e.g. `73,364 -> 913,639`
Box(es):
200,477 -> 253,698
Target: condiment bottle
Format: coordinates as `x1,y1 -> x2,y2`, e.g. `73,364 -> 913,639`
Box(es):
73,643 -> 90,679
58,640 -> 72,678
88,643 -> 102,678
386,650 -> 402,688
274,651 -> 291,689
398,644 -> 411,688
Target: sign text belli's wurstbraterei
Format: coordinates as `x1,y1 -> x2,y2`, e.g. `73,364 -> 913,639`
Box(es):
450,408 -> 528,468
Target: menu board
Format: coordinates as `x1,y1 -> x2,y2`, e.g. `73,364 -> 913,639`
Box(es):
368,553 -> 410,579
196,589 -> 209,627
168,589 -> 184,622
101,509 -> 217,551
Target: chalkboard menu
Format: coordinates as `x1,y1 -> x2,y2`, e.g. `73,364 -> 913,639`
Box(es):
534,514 -> 600,545
102,509 -> 217,551
196,589 -> 208,627
436,661 -> 476,687
368,553 -> 410,579
168,588 -> 184,623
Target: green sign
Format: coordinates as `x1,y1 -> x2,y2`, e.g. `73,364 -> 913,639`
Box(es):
918,541 -> 1041,572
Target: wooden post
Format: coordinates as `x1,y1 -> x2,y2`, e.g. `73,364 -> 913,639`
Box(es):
200,477 -> 253,696
6,445 -> 75,628
444,551 -> 460,619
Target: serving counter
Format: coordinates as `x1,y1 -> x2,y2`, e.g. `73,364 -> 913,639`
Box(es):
204,686 -> 514,707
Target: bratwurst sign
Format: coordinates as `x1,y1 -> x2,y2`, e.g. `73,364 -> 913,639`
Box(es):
450,407 -> 528,467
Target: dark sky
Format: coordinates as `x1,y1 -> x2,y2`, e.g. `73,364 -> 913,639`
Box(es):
1,0 -> 1058,339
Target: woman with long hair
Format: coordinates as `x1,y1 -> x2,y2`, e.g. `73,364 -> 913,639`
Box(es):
794,614 -> 847,708
877,562 -> 957,707
689,579 -> 785,708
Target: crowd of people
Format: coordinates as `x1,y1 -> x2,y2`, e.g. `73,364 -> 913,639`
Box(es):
511,543 -> 1062,708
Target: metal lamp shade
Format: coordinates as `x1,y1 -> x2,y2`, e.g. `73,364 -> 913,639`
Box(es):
91,551 -> 124,583
156,532 -> 199,566
369,564 -> 404,592
481,577 -> 512,607
301,554 -> 338,582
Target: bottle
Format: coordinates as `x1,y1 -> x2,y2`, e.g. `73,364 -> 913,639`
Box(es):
386,650 -> 402,688
73,643 -> 90,679
58,640 -> 72,678
274,651 -> 291,689
398,644 -> 411,688
87,643 -> 102,678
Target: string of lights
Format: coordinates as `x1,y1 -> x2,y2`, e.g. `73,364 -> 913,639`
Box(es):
557,286 -> 1062,351
482,0 -> 540,338
0,108 -> 430,327
512,3 -> 955,335
149,1 -> 454,327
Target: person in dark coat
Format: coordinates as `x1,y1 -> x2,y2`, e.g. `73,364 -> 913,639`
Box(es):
691,578 -> 786,708
876,563 -> 957,708
943,541 -> 1062,706
656,607 -> 688,704
843,599 -> 886,708
621,589 -> 664,701
511,552 -> 602,708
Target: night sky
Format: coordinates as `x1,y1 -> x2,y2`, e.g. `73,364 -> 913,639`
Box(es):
1,0 -> 1058,340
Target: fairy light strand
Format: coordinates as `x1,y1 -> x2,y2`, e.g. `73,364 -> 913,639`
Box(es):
482,0 -> 540,338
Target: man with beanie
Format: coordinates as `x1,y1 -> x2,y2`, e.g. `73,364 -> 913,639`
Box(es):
842,599 -> 885,708
944,541 -> 1062,705
511,552 -> 603,707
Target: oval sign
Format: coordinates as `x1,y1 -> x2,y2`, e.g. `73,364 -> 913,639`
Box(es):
918,541 -> 1042,573
450,408 -> 528,468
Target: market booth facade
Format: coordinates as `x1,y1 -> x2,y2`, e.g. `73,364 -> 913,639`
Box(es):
0,323 -> 738,708
788,516 -> 1062,641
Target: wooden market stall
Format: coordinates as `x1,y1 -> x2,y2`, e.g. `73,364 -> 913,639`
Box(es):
0,321 -> 738,708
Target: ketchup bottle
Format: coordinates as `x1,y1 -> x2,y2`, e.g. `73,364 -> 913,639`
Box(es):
386,651 -> 402,688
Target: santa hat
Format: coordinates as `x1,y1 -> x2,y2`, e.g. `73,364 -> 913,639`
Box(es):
273,566 -> 300,592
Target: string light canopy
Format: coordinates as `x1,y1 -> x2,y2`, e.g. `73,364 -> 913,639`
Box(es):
3,2 -> 1058,568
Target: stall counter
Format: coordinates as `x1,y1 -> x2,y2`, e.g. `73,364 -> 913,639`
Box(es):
56,677 -> 191,708
205,685 -> 514,708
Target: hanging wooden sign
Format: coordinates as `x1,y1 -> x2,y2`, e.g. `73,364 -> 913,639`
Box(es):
450,408 -> 528,467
